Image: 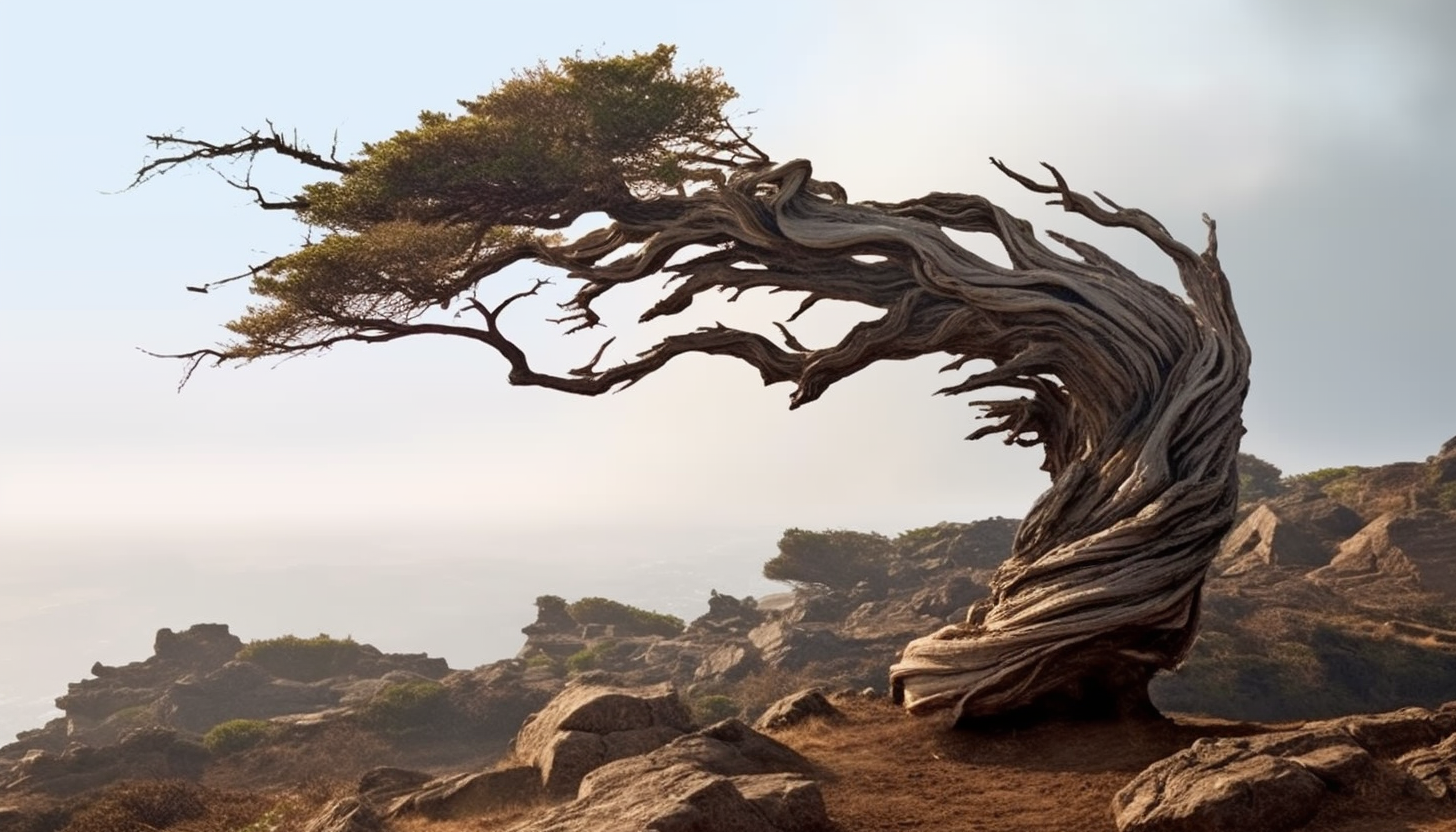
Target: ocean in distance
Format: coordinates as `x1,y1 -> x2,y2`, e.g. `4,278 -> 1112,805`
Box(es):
0,522 -> 789,743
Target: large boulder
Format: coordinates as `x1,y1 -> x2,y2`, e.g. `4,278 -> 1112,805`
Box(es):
1215,504 -> 1334,575
689,591 -> 764,635
513,681 -> 694,797
1400,732 -> 1456,799
1113,729 -> 1369,832
0,728 -> 208,797
1304,706 -> 1455,758
387,765 -> 541,820
151,623 -> 245,667
508,719 -> 829,832
301,797 -> 383,832
55,624 -> 244,722
158,661 -> 341,733
1311,510 -> 1456,599
1115,705 -> 1456,832
746,622 -> 845,671
694,644 -> 759,684
754,689 -> 841,732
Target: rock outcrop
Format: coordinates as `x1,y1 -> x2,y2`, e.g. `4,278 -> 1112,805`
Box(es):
1114,704 -> 1456,832
0,727 -> 208,797
1311,509 -> 1456,600
755,689 -> 842,732
366,682 -> 830,831
513,680 -> 695,797
508,717 -> 830,832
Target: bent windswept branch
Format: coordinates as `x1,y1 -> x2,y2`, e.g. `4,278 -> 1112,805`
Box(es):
137,46 -> 1248,722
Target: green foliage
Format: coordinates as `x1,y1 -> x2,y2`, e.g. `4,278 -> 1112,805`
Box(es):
535,594 -> 571,618
235,807 -> 286,832
892,525 -> 945,550
203,719 -> 274,755
1236,452 -> 1285,503
524,651 -> 564,674
566,597 -> 684,637
220,45 -> 739,360
1435,482 -> 1456,511
358,680 -> 449,733
236,633 -> 359,682
1286,466 -> 1365,491
565,644 -> 603,674
690,694 -> 742,724
564,640 -> 637,674
103,704 -> 155,731
763,528 -> 893,589
1153,624 -> 1456,721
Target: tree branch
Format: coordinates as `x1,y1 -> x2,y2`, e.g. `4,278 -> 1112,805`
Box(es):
131,121 -> 352,191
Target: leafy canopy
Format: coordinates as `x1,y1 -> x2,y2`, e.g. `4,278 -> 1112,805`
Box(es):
763,528 -> 893,589
205,46 -> 740,361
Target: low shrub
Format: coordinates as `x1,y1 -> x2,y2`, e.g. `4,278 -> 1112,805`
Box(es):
102,704 -> 156,732
1435,482 -> 1456,511
1153,622 -> 1456,721
524,651 -> 563,674
1286,466 -> 1364,491
203,719 -> 274,755
762,528 -> 892,589
1237,452 -> 1285,503
236,634 -> 359,682
726,666 -> 823,720
566,597 -> 684,637
690,694 -> 742,724
564,640 -> 635,674
60,779 -> 274,832
61,779 -> 207,832
359,679 -> 449,733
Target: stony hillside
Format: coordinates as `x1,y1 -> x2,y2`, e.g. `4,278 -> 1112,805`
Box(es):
1152,436 -> 1456,720
1,437 -> 1453,831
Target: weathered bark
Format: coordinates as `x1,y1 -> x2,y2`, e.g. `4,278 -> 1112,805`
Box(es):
551,159 -> 1251,723
152,152 -> 1249,723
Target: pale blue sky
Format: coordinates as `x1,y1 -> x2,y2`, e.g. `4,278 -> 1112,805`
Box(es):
2,0 -> 1452,542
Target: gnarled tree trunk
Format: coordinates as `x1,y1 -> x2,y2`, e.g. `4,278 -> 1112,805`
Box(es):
149,148 -> 1249,723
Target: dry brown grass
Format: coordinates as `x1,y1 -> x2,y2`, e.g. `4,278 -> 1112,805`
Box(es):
389,800 -> 547,832
49,780 -> 276,832
769,697 -> 1456,832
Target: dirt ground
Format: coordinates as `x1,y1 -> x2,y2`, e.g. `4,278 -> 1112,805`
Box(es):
775,697 -> 1456,832
11,698 -> 1453,832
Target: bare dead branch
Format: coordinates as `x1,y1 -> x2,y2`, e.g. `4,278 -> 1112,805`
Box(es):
131,122 -> 352,191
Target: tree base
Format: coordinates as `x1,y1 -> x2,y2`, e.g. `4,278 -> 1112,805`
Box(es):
952,670 -> 1163,731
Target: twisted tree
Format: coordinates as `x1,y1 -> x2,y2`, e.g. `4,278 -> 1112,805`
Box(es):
136,46 -> 1250,724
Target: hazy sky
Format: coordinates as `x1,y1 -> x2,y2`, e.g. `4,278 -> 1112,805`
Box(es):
2,0 -> 1453,545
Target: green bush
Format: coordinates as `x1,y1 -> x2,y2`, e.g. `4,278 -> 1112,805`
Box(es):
1434,482 -> 1456,511
762,528 -> 892,589
359,680 -> 449,733
103,704 -> 156,732
565,640 -> 635,674
524,651 -> 564,674
1153,623 -> 1456,721
1237,452 -> 1285,503
203,719 -> 274,755
690,694 -> 742,724
566,597 -> 684,637
236,634 -> 359,682
893,525 -> 945,550
1286,466 -> 1364,491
